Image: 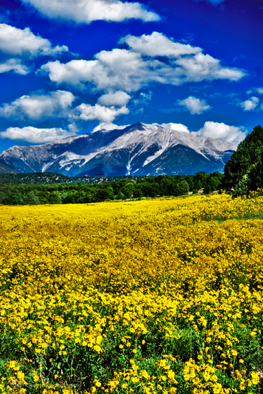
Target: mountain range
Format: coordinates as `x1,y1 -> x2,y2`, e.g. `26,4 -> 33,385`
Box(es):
0,123 -> 235,176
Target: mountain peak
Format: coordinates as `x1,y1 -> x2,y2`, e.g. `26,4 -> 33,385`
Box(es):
134,121 -> 146,128
124,122 -> 159,136
125,122 -> 147,131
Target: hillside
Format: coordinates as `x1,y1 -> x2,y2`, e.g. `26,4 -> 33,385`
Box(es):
0,172 -> 142,185
0,162 -> 18,174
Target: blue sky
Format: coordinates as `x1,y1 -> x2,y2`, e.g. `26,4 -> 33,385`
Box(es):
0,0 -> 262,153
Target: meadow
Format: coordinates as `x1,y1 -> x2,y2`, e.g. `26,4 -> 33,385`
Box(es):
0,193 -> 263,394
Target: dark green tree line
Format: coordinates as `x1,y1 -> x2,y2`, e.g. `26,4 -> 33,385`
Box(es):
0,171 -> 224,206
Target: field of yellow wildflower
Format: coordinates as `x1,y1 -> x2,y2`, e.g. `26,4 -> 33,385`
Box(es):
0,193 -> 263,394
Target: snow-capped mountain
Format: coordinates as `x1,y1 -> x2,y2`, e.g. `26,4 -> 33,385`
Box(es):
0,123 -> 235,176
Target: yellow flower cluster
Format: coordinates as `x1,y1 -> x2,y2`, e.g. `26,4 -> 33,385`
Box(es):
0,193 -> 263,393
91,356 -> 178,394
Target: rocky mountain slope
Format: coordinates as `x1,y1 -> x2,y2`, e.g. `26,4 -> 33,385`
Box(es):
0,123 -> 235,176
0,162 -> 18,174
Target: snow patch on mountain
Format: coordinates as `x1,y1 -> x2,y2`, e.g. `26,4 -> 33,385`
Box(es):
143,128 -> 171,166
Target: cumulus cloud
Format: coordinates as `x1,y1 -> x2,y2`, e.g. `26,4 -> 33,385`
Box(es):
0,23 -> 68,57
240,96 -> 260,111
98,91 -> 131,106
71,103 -> 129,123
92,122 -> 129,132
0,58 -> 30,75
39,59 -> 95,90
0,23 -> 68,75
119,32 -> 201,57
174,52 -> 244,82
0,90 -> 129,125
177,96 -> 211,114
40,32 -> 246,93
0,126 -> 75,143
39,50 -> 159,92
196,121 -> 246,146
0,90 -> 76,120
20,0 -> 160,24
158,123 -> 190,133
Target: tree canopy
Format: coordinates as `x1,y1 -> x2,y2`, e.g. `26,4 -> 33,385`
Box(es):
0,171 -> 223,206
223,125 -> 263,195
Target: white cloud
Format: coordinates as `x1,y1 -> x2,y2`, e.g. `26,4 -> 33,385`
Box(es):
153,120 -> 245,145
0,90 -> 129,125
98,91 -> 131,106
174,52 -> 244,83
0,90 -> 76,120
0,23 -> 68,75
0,23 -> 68,57
240,96 -> 260,111
92,122 -> 129,132
40,32 -> 246,93
196,121 -> 246,146
158,123 -> 190,133
71,103 -> 129,123
20,0 -> 160,24
177,96 -> 211,114
246,87 -> 263,95
39,59 -> 95,90
120,32 -> 201,57
0,126 -> 75,143
0,58 -> 30,75
39,50 -> 159,92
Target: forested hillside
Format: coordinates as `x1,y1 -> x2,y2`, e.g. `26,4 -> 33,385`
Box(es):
0,172 -> 125,185
0,172 -> 223,205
